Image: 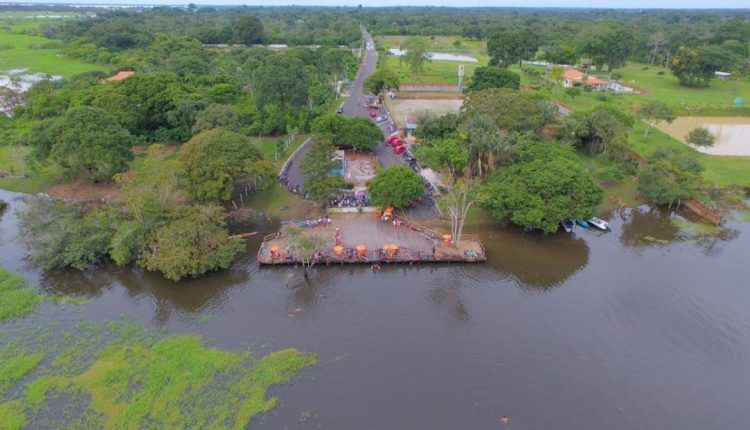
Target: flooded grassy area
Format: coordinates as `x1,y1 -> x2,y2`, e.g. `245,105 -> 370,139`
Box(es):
0,21 -> 100,77
0,267 -> 317,430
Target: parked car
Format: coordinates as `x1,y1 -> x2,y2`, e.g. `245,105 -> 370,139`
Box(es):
375,116 -> 387,123
336,107 -> 344,114
369,110 -> 377,117
393,145 -> 406,155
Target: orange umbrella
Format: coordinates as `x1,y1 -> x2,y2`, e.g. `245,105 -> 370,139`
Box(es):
334,245 -> 344,254
383,244 -> 399,251
355,245 -> 367,251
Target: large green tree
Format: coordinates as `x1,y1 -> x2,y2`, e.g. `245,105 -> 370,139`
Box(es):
139,205 -> 244,281
638,148 -> 704,206
312,114 -> 382,151
232,14 -> 264,45
467,67 -> 521,92
487,30 -> 528,67
33,106 -> 133,182
368,165 -> 424,208
363,67 -> 400,94
400,37 -> 432,76
670,45 -> 735,87
252,54 -> 309,109
178,129 -> 272,202
638,102 -> 676,138
300,137 -> 345,205
579,24 -> 633,72
481,143 -> 603,233
460,88 -> 544,134
192,103 -> 240,134
92,72 -> 186,138
414,137 -> 468,179
18,197 -> 118,270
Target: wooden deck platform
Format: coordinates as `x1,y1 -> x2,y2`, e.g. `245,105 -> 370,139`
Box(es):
257,213 -> 486,265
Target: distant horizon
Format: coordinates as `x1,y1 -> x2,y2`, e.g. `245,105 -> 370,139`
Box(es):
2,1 -> 750,10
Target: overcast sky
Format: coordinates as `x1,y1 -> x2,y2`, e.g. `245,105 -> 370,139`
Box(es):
12,0 -> 750,8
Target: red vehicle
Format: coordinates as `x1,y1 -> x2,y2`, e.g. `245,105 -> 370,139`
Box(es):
387,135 -> 399,145
369,110 -> 377,117
393,145 -> 406,155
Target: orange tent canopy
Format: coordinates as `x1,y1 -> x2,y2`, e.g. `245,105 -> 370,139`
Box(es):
442,234 -> 453,241
383,244 -> 399,251
334,245 -> 344,253
355,245 -> 367,251
270,246 -> 280,252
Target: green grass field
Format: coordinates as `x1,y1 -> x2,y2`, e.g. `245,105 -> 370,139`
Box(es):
0,17 -> 100,76
376,35 -> 488,84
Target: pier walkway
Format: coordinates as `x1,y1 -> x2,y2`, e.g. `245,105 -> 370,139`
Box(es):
257,213 -> 486,265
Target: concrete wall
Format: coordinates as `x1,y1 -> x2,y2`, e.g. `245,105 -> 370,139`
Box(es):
398,83 -> 459,93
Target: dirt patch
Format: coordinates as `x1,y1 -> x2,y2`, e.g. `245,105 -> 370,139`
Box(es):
391,98 -> 463,126
344,151 -> 377,188
48,179 -> 125,203
131,144 -> 177,156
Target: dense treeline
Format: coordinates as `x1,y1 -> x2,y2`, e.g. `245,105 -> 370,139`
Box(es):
2,6 -> 361,280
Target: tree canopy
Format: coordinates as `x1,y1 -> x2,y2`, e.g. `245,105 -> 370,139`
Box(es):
686,127 -> 715,147
232,14 -> 264,44
487,29 -> 535,67
300,136 -> 345,204
467,67 -> 521,92
363,68 -> 400,94
460,88 -> 544,134
638,102 -> 676,138
311,114 -> 382,151
481,143 -> 603,233
368,165 -> 425,208
638,148 -> 704,206
139,205 -> 244,281
178,128 -> 272,202
33,106 -> 133,182
400,36 -> 432,76
252,54 -> 309,109
670,45 -> 735,87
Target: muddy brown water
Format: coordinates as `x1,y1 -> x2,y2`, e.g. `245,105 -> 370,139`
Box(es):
1,188 -> 750,430
656,116 -> 750,156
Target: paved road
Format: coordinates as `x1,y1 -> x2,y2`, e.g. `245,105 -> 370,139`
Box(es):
284,28 -> 398,193
341,29 -> 405,169
283,28 -> 435,218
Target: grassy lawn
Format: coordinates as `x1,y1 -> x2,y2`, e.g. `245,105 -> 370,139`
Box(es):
377,35 -> 488,85
256,133 -> 310,167
383,56 -> 485,84
0,18 -> 100,76
613,63 -> 750,113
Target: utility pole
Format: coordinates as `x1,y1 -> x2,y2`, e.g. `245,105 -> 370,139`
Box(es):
457,65 -> 465,94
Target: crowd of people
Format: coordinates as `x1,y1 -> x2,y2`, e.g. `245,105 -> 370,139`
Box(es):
329,193 -> 370,208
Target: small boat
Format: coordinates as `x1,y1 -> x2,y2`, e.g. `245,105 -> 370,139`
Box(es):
588,217 -> 611,230
561,220 -> 575,233
575,219 -> 590,228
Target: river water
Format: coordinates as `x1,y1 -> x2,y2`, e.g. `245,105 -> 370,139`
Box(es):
1,188 -> 749,429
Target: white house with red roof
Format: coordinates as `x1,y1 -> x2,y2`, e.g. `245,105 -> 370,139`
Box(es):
562,69 -> 607,91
